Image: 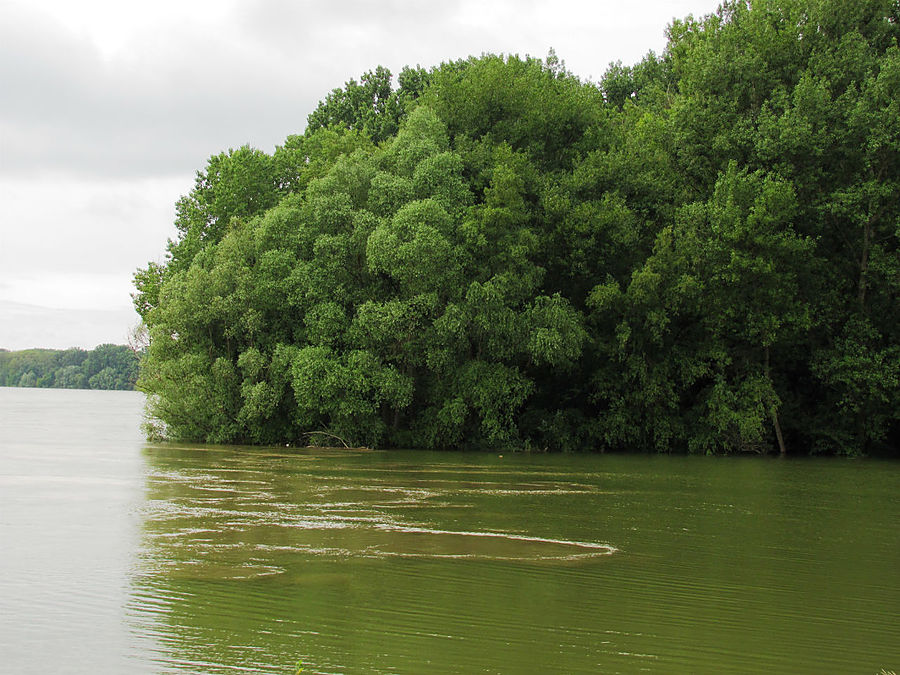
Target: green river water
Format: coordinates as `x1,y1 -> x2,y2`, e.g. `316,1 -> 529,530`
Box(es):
0,387 -> 897,673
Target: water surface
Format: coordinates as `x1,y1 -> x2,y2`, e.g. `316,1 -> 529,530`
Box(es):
1,387 -> 897,673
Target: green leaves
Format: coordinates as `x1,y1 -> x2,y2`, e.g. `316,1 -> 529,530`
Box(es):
306,65 -> 404,144
587,164 -> 813,453
0,345 -> 138,391
287,346 -> 412,447
366,200 -> 460,295
135,23 -> 899,455
525,295 -> 587,369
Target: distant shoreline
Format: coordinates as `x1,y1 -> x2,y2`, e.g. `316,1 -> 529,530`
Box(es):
0,344 -> 139,391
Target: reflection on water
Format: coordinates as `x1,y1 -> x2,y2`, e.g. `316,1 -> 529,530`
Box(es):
133,445 -> 900,674
132,447 -> 624,674
1,389 -> 898,674
138,446 -> 616,577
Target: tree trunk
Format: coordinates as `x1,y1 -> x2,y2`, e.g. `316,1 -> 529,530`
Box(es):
772,407 -> 787,456
765,347 -> 787,456
858,219 -> 871,312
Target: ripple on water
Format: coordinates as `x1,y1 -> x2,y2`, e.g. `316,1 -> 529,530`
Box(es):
364,524 -> 617,561
143,513 -> 617,573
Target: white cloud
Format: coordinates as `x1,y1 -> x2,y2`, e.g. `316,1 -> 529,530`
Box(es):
0,300 -> 139,350
0,176 -> 183,280
2,0 -> 724,177
0,273 -> 133,311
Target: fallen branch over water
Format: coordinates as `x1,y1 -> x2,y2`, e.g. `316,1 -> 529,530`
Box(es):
304,431 -> 371,451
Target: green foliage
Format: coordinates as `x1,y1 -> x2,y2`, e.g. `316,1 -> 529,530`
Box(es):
0,345 -> 139,390
134,4 -> 900,456
589,165 -> 813,454
305,65 -> 431,144
420,53 -> 604,171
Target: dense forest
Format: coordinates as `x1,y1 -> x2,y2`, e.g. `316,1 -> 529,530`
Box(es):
0,344 -> 140,390
133,0 -> 899,455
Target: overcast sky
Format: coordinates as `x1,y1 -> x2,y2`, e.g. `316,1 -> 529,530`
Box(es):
0,0 -> 722,350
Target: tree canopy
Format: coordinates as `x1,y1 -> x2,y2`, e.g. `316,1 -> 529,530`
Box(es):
0,344 -> 140,391
134,0 -> 899,456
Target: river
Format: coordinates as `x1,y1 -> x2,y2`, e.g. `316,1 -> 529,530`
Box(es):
0,387 -> 897,673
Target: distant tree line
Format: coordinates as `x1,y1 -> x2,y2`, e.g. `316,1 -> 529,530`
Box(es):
134,0 -> 899,455
0,344 -> 140,390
